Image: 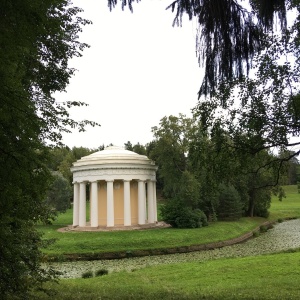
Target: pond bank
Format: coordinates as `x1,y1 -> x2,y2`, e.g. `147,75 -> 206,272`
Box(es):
47,218 -> 300,278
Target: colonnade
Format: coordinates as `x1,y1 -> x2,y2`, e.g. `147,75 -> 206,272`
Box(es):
72,179 -> 157,228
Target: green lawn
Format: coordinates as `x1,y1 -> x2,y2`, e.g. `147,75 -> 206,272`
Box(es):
269,185 -> 300,220
39,185 -> 299,256
40,218 -> 263,255
37,250 -> 300,299
36,186 -> 300,299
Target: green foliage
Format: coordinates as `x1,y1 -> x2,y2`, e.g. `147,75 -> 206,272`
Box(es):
0,221 -> 58,299
124,141 -> 147,155
0,0 -> 97,298
217,183 -> 243,221
251,188 -> 271,218
48,146 -> 96,184
259,225 -> 268,233
176,171 -> 201,208
95,269 -> 109,277
45,172 -> 72,213
82,271 -> 93,279
151,114 -> 193,198
110,0 -> 289,97
161,199 -> 207,229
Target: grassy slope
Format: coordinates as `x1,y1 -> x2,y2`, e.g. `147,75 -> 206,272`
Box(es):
39,185 -> 299,255
40,218 -> 263,255
269,185 -> 300,220
37,251 -> 300,299
36,186 -> 300,299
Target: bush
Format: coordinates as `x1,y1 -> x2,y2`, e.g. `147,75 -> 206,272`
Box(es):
259,225 -> 268,233
95,269 -> 108,277
161,198 -> 207,228
82,271 -> 93,279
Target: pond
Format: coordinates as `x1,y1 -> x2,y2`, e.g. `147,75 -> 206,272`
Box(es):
47,218 -> 300,279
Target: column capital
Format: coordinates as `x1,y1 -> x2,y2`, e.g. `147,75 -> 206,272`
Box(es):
79,180 -> 89,184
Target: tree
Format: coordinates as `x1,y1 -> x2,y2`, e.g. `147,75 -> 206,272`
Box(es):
109,1 -> 299,218
108,0 -> 292,96
279,150 -> 300,185
151,114 -> 193,198
133,142 -> 147,155
45,172 -> 72,213
0,1 -> 97,298
124,141 -> 134,151
217,183 -> 243,221
124,141 -> 147,154
194,31 -> 300,186
108,0 -> 300,179
48,146 -> 96,185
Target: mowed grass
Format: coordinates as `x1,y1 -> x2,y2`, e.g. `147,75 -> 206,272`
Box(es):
269,185 -> 300,220
39,185 -> 299,256
37,186 -> 300,299
37,251 -> 300,300
40,218 -> 263,255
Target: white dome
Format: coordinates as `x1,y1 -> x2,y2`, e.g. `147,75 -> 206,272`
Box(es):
71,146 -> 157,183
72,146 -> 153,167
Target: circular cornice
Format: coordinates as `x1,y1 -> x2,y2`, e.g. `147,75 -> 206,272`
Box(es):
71,146 -> 157,176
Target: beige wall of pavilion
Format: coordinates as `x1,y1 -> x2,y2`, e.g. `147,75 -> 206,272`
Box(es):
95,180 -> 139,226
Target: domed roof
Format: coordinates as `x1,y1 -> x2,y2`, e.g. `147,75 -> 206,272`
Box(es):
72,146 -> 155,168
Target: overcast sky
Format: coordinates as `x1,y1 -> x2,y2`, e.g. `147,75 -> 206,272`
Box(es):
55,0 -> 203,149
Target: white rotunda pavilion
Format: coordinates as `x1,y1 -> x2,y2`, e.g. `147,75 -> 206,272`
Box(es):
71,146 -> 158,228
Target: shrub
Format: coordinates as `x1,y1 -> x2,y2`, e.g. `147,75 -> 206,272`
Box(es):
95,269 -> 108,277
82,271 -> 93,279
161,198 -> 207,228
253,231 -> 260,237
260,225 -> 268,233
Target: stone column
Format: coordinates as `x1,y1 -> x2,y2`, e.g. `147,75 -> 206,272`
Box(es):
73,182 -> 79,227
138,180 -> 146,225
90,181 -> 98,227
123,180 -> 131,226
147,180 -> 155,223
106,180 -> 114,227
79,182 -> 86,227
153,181 -> 157,222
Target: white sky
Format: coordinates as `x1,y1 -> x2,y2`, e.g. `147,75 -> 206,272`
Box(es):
55,0 -> 203,149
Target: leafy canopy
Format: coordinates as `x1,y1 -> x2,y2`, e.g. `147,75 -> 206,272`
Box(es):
107,0 -> 289,97
0,0 -> 98,298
